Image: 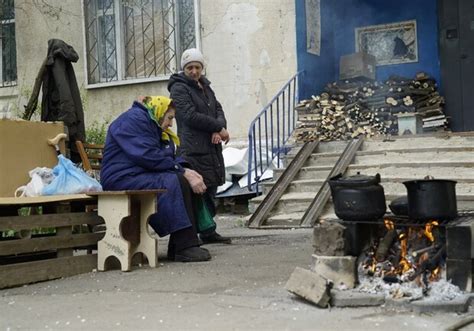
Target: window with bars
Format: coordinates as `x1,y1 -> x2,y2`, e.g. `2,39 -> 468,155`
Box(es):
84,0 -> 197,86
0,0 -> 17,87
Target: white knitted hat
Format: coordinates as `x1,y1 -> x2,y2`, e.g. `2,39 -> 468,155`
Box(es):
180,48 -> 204,69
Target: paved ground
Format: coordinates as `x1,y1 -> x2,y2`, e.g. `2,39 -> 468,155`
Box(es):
0,214 -> 473,330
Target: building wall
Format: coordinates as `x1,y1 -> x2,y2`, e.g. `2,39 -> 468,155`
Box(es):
296,0 -> 440,99
2,0 -> 297,142
201,0 -> 297,140
295,0 -> 336,100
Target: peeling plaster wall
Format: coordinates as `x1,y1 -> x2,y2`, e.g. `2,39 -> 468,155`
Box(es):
8,0 -> 297,141
1,0 -> 86,118
200,0 -> 297,140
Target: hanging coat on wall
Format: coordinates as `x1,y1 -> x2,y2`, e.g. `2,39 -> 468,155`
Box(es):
41,39 -> 85,163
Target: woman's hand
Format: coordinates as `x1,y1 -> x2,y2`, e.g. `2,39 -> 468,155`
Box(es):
183,169 -> 207,194
211,132 -> 222,144
219,128 -> 230,144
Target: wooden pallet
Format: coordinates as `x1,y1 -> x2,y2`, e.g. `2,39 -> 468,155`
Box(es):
0,194 -> 102,289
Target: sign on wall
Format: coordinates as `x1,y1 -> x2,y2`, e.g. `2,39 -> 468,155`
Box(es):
306,0 -> 321,56
355,20 -> 418,66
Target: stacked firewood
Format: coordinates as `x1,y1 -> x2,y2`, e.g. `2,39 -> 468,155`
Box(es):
295,72 -> 446,142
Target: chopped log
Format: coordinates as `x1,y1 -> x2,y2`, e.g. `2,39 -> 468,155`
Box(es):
375,229 -> 397,262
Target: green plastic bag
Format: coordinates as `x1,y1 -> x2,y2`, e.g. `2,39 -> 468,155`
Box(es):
196,197 -> 216,233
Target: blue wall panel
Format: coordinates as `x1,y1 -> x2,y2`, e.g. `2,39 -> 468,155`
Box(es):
296,0 -> 440,99
296,0 -> 336,100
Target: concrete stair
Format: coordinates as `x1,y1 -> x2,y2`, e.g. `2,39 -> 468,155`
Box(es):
248,134 -> 474,227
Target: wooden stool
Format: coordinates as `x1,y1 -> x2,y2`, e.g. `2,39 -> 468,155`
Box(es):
88,190 -> 165,272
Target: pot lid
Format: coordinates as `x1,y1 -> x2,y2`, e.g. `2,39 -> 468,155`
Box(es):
403,179 -> 457,185
329,173 -> 381,186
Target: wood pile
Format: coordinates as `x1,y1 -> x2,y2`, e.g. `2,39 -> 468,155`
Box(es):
295,72 -> 447,142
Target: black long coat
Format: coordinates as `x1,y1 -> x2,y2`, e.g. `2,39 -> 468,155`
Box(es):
41,39 -> 85,162
168,73 -> 226,188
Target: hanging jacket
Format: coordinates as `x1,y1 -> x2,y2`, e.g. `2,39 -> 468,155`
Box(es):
41,39 -> 85,162
167,72 -> 226,187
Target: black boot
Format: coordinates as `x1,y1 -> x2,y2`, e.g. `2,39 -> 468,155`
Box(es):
174,246 -> 211,262
167,242 -> 175,261
200,231 -> 232,245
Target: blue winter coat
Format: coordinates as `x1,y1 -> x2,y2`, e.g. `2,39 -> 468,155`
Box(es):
100,101 -> 192,237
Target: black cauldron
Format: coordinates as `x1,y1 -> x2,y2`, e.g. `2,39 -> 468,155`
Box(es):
388,196 -> 409,216
329,173 -> 386,221
403,179 -> 457,220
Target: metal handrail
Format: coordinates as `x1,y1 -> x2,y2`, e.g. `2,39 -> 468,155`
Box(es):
247,71 -> 303,190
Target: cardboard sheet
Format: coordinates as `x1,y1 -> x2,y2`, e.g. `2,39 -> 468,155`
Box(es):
0,119 -> 65,197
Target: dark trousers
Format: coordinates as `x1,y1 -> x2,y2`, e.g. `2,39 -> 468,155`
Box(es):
168,174 -> 200,252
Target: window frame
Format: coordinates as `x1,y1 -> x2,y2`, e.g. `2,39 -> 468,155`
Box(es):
81,0 -> 201,89
0,0 -> 17,88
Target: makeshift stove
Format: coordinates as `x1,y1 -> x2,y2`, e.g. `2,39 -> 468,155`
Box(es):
338,212 -> 474,299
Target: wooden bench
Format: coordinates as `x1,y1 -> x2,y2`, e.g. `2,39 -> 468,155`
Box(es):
75,141 -> 104,173
88,190 -> 165,272
76,142 -> 167,271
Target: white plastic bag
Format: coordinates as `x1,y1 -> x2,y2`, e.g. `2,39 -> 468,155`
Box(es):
222,147 -> 248,176
15,167 -> 54,197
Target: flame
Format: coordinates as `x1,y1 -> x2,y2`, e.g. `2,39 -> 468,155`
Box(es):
398,232 -> 411,273
430,266 -> 442,281
424,220 -> 439,242
384,219 -> 394,231
363,220 -> 444,284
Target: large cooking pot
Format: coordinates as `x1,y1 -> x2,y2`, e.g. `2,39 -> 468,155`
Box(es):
328,173 -> 386,221
403,179 -> 457,220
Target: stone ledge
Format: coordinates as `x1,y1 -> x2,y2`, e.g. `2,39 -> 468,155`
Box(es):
384,293 -> 474,314
330,290 -> 385,307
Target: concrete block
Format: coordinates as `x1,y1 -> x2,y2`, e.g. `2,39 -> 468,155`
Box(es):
311,255 -> 358,289
446,258 -> 473,292
285,267 -> 331,308
446,220 -> 474,260
313,221 -> 348,256
330,290 -> 385,307
410,294 -> 473,314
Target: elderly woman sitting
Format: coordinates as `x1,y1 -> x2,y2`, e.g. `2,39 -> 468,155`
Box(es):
100,96 -> 213,262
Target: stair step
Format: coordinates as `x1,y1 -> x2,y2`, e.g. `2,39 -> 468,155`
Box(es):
278,162 -> 474,181
258,199 -> 474,226
361,135 -> 474,152
284,149 -> 474,168
264,212 -> 305,226
354,150 -> 474,165
261,177 -> 474,195
346,164 -> 474,178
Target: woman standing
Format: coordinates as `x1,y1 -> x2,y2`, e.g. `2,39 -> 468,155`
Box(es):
100,96 -> 212,262
168,48 -> 231,244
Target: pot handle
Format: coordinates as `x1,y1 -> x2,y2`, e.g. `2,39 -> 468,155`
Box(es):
375,173 -> 381,184
329,173 -> 343,182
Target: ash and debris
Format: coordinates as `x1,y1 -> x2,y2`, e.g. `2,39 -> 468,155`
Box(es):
356,274 -> 464,302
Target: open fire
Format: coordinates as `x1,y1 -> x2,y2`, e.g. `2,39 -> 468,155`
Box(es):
359,219 -> 446,294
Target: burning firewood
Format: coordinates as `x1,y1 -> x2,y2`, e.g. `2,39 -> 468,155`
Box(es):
408,244 -> 446,282
375,221 -> 398,262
